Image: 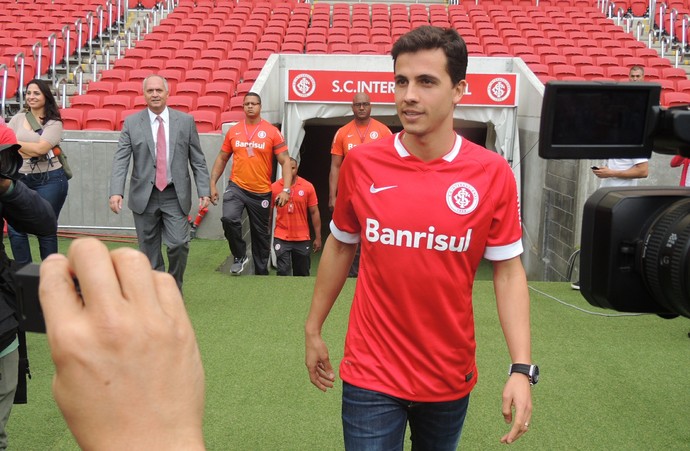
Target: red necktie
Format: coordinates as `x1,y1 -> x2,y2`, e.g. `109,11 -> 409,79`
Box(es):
155,115 -> 167,191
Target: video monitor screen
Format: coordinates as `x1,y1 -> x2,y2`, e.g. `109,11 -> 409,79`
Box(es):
539,81 -> 660,159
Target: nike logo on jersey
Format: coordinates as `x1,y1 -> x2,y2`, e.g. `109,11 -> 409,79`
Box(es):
370,183 -> 398,194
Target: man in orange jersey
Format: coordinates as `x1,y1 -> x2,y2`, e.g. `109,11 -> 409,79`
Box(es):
210,92 -> 292,275
271,158 -> 322,276
329,92 -> 392,276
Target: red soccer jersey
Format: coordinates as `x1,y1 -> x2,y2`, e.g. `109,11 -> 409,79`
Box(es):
220,119 -> 287,193
271,177 -> 318,241
330,118 -> 392,157
331,132 -> 523,402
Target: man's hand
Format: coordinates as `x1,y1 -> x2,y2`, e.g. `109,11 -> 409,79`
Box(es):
500,374 -> 533,444
592,166 -> 612,179
276,191 -> 289,207
210,186 -> 219,206
108,195 -> 123,214
305,331 -> 335,392
199,196 -> 211,210
312,237 -> 322,253
39,238 -> 205,450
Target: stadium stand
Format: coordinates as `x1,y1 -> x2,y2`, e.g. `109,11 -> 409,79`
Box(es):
16,0 -> 686,131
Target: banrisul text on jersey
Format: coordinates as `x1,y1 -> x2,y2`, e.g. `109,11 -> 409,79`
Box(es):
365,218 -> 472,252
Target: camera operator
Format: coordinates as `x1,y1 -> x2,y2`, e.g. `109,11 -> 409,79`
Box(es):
0,123 -> 56,449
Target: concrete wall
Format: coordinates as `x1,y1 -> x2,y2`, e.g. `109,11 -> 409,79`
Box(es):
59,130 -> 226,239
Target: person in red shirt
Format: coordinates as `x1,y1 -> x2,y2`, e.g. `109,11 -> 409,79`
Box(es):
305,26 -> 535,449
271,158 -> 322,276
329,92 -> 392,277
210,92 -> 292,276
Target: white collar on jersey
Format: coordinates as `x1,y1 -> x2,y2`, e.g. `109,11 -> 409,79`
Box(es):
394,132 -> 462,162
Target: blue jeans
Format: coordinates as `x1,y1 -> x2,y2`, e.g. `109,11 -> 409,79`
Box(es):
342,382 -> 470,451
8,168 -> 68,264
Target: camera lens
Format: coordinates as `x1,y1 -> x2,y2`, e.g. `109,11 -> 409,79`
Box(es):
641,198 -> 690,318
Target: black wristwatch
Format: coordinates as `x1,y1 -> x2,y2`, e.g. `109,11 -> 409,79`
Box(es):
509,363 -> 539,385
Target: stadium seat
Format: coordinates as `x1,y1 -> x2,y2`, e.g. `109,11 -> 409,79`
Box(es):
116,81 -> 143,99
195,95 -> 226,115
83,109 -> 117,131
228,96 -> 245,111
190,110 -> 218,133
99,69 -> 128,84
675,79 -> 690,94
662,67 -> 688,81
59,108 -> 83,130
101,95 -> 132,115
167,95 -> 195,113
69,94 -> 101,113
87,81 -> 115,96
662,91 -> 690,107
176,81 -> 204,98
118,108 -> 139,130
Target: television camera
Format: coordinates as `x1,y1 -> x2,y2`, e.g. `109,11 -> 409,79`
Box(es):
539,81 -> 690,319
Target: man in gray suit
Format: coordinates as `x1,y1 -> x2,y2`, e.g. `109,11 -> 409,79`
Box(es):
109,75 -> 211,289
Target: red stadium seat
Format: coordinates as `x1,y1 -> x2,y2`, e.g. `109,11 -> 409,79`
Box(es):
190,110 -> 219,133
59,108 -> 83,130
662,91 -> 690,107
118,108 -> 139,130
87,81 -> 115,96
195,95 -> 227,115
203,81 -> 235,105
69,94 -> 101,113
167,95 -> 195,113
176,82 -> 204,98
83,109 -> 117,131
101,95 -> 132,115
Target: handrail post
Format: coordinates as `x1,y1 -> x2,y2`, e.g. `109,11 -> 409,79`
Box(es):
104,45 -> 111,71
106,0 -> 113,41
670,8 -> 678,44
14,52 -> 25,105
75,18 -> 83,68
86,12 -> 94,57
31,41 -> 42,79
73,66 -> 84,96
0,64 -> 7,119
56,77 -> 67,109
90,54 -> 98,81
62,25 -> 71,75
47,33 -> 57,87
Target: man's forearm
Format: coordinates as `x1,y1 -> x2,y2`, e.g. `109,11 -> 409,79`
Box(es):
493,257 -> 531,364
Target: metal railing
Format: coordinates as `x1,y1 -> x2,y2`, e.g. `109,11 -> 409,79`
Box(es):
31,41 -> 42,80
73,66 -> 85,96
0,64 -> 8,119
14,53 -> 25,107
57,77 -> 68,109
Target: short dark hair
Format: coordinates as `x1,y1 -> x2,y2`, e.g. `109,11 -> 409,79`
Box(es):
629,65 -> 645,75
244,92 -> 261,104
391,26 -> 468,85
26,78 -> 62,124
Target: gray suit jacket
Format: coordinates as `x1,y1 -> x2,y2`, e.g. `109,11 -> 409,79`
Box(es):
110,108 -> 211,215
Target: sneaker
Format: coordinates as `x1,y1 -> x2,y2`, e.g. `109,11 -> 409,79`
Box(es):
571,280 -> 580,290
230,256 -> 248,275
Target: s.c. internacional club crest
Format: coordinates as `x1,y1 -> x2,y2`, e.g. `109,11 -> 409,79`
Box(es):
446,182 -> 479,215
292,73 -> 316,98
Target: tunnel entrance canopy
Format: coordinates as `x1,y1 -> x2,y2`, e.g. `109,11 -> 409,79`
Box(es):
248,53 -> 521,187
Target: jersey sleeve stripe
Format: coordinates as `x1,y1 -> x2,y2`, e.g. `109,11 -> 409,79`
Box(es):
483,240 -> 523,261
329,220 -> 360,244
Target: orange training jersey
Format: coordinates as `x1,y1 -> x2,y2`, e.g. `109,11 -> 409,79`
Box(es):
221,119 -> 287,193
331,118 -> 392,157
271,177 -> 318,241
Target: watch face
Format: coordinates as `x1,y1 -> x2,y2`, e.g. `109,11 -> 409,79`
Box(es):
530,365 -> 540,385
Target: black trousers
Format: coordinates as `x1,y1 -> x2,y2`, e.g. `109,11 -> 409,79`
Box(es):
221,181 -> 271,275
274,237 -> 311,276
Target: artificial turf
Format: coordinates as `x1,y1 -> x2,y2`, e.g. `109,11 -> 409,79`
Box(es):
5,238 -> 690,450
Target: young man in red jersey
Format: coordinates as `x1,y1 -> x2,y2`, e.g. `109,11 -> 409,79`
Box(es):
305,26 -> 536,449
271,157 -> 322,276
